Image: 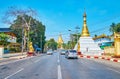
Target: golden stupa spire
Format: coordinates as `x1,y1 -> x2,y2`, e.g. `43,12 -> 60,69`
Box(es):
81,11 -> 90,37
57,34 -> 64,49
58,34 -> 64,44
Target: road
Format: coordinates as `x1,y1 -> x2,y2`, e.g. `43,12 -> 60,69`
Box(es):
0,52 -> 120,79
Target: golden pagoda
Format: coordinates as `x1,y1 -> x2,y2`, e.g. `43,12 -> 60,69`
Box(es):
81,12 -> 90,37
114,32 -> 120,56
57,34 -> 64,49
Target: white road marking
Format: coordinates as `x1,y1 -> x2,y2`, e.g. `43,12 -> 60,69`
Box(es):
58,65 -> 62,79
57,53 -> 62,79
58,59 -> 60,63
107,68 -> 120,74
58,54 -> 60,60
35,59 -> 40,63
4,68 -> 24,79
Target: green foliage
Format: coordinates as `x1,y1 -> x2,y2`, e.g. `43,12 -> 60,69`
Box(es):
10,14 -> 46,50
94,34 -> 97,37
66,41 -> 76,49
45,38 -> 57,50
0,33 -> 9,46
109,23 -> 120,34
72,33 -> 81,43
9,47 -> 21,53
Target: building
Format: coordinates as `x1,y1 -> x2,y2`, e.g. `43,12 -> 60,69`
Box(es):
74,11 -> 103,56
93,34 -> 113,49
0,28 -> 16,43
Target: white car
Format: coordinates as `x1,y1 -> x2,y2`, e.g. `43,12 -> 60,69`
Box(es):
65,50 -> 78,59
47,50 -> 53,55
60,50 -> 66,55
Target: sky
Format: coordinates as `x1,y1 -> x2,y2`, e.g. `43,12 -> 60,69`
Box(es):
0,0 -> 120,43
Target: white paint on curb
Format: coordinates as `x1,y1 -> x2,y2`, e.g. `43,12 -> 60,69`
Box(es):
118,60 -> 120,62
79,55 -> 120,63
91,57 -> 94,59
110,59 -> 114,61
99,57 -> 102,59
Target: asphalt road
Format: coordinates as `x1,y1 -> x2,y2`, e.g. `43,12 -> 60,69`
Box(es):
0,52 -> 120,79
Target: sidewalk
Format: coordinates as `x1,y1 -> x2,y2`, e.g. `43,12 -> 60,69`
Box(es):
0,52 -> 27,61
78,54 -> 120,63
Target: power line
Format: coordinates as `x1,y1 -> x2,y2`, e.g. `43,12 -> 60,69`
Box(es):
46,13 -> 120,38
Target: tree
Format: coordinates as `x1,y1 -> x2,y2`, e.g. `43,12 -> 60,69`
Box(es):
3,7 -> 37,52
109,23 -> 120,34
109,23 -> 116,33
45,38 -> 57,50
116,23 -> 120,32
0,33 -> 9,46
10,14 -> 45,51
94,34 -> 97,37
3,7 -> 46,52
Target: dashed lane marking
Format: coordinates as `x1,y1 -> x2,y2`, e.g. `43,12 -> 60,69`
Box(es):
4,68 -> 24,79
58,53 -> 62,79
35,59 -> 41,63
107,68 -> 120,74
58,65 -> 62,79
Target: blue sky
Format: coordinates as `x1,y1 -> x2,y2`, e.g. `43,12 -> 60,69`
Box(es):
0,0 -> 120,42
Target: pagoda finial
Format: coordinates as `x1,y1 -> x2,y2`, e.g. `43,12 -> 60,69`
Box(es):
83,8 -> 86,17
81,10 -> 90,37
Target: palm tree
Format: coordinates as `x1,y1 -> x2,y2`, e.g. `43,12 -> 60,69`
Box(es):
109,23 -> 120,34
109,23 -> 116,34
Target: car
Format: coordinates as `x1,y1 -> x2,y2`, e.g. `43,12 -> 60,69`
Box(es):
60,50 -> 66,55
47,50 -> 53,55
65,50 -> 78,59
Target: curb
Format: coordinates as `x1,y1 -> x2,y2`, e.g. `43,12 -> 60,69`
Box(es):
19,56 -> 30,59
78,55 -> 120,63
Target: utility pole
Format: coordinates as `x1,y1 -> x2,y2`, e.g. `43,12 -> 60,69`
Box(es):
41,35 -> 42,53
21,25 -> 24,55
68,30 -> 71,49
75,26 -> 80,43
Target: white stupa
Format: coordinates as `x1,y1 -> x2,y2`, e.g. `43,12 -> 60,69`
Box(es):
74,12 -> 103,56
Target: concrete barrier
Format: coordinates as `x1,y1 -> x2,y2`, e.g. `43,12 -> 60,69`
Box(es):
0,47 -> 4,58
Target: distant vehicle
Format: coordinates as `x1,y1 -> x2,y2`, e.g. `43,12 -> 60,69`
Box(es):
60,50 -> 66,55
47,50 -> 53,55
65,50 -> 78,59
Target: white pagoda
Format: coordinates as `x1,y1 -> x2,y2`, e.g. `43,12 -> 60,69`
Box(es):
74,12 -> 103,56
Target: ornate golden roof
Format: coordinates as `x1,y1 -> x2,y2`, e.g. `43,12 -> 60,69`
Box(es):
93,34 -> 110,40
81,12 -> 90,37
57,34 -> 64,44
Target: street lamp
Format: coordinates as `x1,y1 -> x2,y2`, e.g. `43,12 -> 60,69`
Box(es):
68,30 -> 72,49
75,26 -> 80,43
41,35 -> 42,53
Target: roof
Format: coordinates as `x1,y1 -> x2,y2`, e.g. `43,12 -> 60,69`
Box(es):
0,28 -> 11,32
93,34 -> 111,40
0,28 -> 16,37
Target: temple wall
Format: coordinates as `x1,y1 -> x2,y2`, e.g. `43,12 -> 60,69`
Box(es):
104,46 -> 115,55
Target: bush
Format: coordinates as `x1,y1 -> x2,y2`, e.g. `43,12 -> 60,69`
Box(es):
9,48 -> 16,53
